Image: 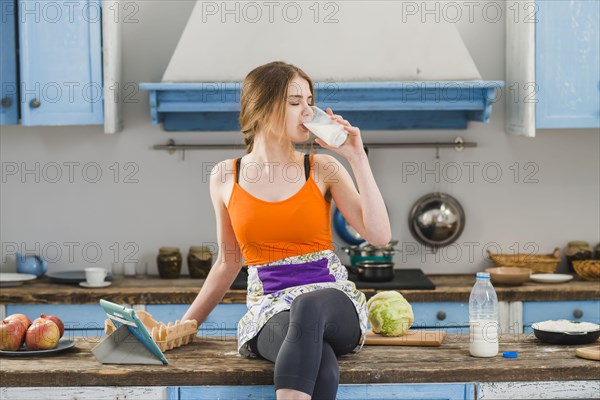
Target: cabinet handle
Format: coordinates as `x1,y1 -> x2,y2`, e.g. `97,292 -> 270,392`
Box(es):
573,309 -> 583,319
30,99 -> 41,108
1,97 -> 11,108
436,311 -> 447,321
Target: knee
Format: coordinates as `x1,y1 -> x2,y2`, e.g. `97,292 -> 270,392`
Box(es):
290,291 -> 323,317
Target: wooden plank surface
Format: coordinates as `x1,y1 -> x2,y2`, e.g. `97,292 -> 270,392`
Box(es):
0,275 -> 598,305
365,330 -> 445,346
0,335 -> 598,387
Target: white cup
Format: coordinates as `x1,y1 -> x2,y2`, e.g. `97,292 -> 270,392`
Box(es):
302,106 -> 349,148
85,267 -> 108,286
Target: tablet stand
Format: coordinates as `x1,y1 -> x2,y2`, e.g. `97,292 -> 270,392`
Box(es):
92,324 -> 165,365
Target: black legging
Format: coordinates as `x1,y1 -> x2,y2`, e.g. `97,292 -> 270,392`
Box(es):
248,288 -> 361,400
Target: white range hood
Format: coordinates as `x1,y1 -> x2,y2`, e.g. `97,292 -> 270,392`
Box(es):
141,1 -> 503,131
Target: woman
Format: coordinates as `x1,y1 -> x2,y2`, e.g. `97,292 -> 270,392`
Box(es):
182,61 -> 391,400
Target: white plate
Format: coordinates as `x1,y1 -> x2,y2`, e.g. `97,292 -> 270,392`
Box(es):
0,273 -> 37,287
530,273 -> 574,283
79,281 -> 112,288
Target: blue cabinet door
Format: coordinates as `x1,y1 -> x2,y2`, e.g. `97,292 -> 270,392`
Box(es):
522,300 -> 600,333
18,0 -> 103,125
0,0 -> 18,124
536,0 -> 600,128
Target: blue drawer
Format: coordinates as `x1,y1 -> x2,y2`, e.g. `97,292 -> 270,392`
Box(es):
410,302 -> 469,328
177,383 -> 475,400
522,301 -> 600,333
146,304 -> 247,337
6,304 -> 107,331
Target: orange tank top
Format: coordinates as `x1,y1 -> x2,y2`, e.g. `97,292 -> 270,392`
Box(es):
227,154 -> 334,266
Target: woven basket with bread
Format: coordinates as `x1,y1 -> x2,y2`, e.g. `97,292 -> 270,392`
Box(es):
572,260 -> 600,281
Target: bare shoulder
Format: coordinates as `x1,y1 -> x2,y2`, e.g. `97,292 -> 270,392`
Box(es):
313,152 -> 345,174
312,153 -> 342,172
312,153 -> 346,192
210,158 -> 237,206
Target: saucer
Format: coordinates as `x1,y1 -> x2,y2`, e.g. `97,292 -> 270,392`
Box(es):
530,274 -> 574,283
79,281 -> 112,288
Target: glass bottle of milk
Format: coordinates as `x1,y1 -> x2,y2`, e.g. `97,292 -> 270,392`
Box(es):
469,272 -> 499,357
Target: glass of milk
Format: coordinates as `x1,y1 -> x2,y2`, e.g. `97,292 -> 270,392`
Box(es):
303,106 -> 349,148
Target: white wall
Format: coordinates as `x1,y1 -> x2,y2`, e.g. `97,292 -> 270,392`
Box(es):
1,1 -> 599,276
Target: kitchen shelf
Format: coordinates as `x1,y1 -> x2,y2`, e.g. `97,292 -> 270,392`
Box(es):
140,81 -> 504,131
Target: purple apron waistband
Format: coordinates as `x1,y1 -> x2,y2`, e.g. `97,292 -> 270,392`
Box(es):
255,257 -> 336,295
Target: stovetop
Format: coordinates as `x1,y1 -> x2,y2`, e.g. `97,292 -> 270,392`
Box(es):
230,267 -> 435,291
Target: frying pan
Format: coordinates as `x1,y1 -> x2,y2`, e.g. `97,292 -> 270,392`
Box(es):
531,322 -> 600,345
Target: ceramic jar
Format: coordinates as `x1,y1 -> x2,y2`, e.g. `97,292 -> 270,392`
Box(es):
187,246 -> 213,279
157,247 -> 182,279
565,241 -> 593,272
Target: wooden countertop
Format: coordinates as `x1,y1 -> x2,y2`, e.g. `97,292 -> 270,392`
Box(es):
1,275 -> 598,305
1,335 -> 598,387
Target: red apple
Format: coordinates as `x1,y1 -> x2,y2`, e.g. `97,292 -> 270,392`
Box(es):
25,320 -> 60,350
33,314 -> 64,338
0,319 -> 27,351
4,313 -> 32,330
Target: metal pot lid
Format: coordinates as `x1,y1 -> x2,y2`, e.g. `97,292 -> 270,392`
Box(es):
343,240 -> 399,255
408,193 -> 465,249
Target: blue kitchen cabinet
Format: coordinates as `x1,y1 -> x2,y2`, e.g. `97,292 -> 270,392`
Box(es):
521,300 -> 600,333
0,0 -> 18,124
411,302 -> 469,331
173,383 -> 476,400
535,0 -> 600,128
506,0 -> 600,135
146,303 -> 246,338
0,0 -> 103,126
6,304 -> 106,337
146,302 -> 471,340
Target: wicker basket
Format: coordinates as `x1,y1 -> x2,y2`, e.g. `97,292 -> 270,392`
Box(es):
572,260 -> 600,281
487,247 -> 560,274
105,310 -> 197,352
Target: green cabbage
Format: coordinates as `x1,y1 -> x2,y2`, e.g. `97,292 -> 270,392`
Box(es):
367,291 -> 414,336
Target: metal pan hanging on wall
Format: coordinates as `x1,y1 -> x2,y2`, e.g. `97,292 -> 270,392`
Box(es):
409,193 -> 465,249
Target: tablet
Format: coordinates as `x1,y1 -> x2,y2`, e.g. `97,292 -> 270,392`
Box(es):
99,299 -> 169,365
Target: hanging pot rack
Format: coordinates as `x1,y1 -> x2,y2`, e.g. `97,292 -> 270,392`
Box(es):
154,137 -> 476,160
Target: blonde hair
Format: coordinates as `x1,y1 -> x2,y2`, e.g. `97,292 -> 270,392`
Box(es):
239,61 -> 314,154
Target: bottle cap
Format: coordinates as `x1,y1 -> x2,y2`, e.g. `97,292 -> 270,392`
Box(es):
502,351 -> 518,358
476,272 -> 491,279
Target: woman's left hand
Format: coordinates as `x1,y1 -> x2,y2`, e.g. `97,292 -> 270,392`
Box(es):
313,108 -> 367,162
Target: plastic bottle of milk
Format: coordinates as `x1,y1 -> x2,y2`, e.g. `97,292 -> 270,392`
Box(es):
469,272 -> 499,357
